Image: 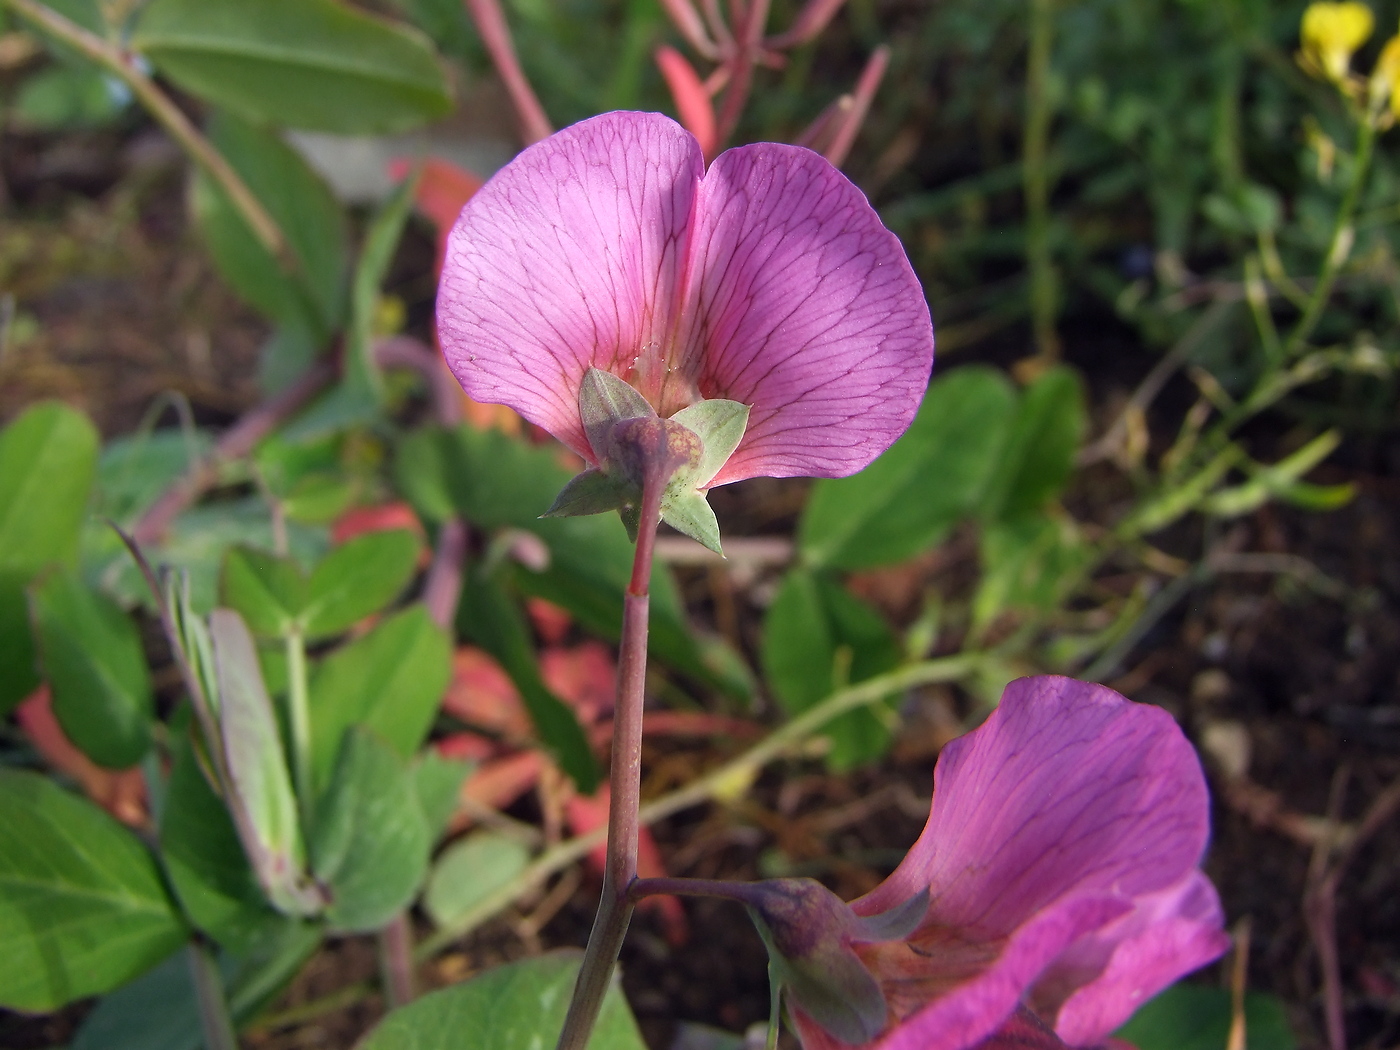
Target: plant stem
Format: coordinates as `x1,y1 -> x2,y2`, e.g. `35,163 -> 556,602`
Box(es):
463,0 -> 553,145
284,629 -> 314,832
1023,0 -> 1058,364
377,912 -> 417,1008
554,469 -> 667,1050
2,0 -> 289,262
188,941 -> 239,1050
416,652 -> 980,960
1283,118 -> 1375,359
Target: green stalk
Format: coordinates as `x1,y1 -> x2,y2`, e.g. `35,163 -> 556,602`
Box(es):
284,628 -> 314,832
1283,118 -> 1375,359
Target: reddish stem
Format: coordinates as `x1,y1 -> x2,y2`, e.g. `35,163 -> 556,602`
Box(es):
463,0 -> 554,145
554,465 -> 669,1050
823,45 -> 889,168
714,0 -> 770,148
131,359 -> 336,545
764,0 -> 848,48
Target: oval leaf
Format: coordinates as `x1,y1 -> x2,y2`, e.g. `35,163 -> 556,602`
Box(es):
302,528 -> 421,640
31,570 -> 154,768
358,952 -> 647,1050
132,0 -> 452,134
0,770 -> 185,1011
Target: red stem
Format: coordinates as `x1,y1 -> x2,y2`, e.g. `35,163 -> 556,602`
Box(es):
554,471 -> 667,1050
823,45 -> 889,168
463,0 -> 554,145
131,359 -> 335,545
714,0 -> 770,147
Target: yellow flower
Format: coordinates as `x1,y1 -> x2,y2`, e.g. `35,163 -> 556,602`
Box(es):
1372,34 -> 1400,115
1302,1 -> 1375,81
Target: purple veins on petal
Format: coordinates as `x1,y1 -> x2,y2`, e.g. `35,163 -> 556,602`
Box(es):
436,110 -> 934,484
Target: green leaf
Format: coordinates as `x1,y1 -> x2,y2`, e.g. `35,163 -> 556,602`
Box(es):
131,0 -> 453,134
458,566 -> 600,793
972,514 -> 1092,632
0,574 -> 38,716
160,732 -> 280,951
190,110 -> 347,337
221,546 -> 308,636
311,727 -> 431,932
0,401 -> 98,573
978,365 -> 1087,524
412,752 -> 471,840
347,172 -> 417,404
800,367 -> 1017,569
302,528 -> 422,639
31,570 -> 154,768
15,64 -> 126,129
760,570 -> 902,770
1114,983 -> 1295,1050
71,922 -> 320,1050
210,609 -> 322,916
94,428 -> 213,525
423,831 -> 531,929
358,952 -> 647,1050
0,770 -> 185,1012
308,605 -> 452,791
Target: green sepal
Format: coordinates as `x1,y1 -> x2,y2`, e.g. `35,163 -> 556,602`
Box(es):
660,488 -> 723,555
543,467 -> 638,519
670,398 -> 748,488
579,367 -> 654,460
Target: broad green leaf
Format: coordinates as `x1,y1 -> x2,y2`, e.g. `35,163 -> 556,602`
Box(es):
972,514 -> 1093,632
423,831 -> 531,928
221,546 -> 308,636
71,921 -> 320,1050
978,365 -> 1087,524
31,570 -> 153,768
0,573 -> 39,716
311,727 -> 430,932
0,401 -> 98,572
15,64 -> 126,129
191,111 -> 347,337
760,570 -> 902,770
458,566 -> 600,793
160,732 -> 279,950
800,367 -> 1017,569
308,605 -> 452,791
0,770 -> 185,1012
1115,983 -> 1295,1050
358,952 -> 647,1050
302,528 -> 421,639
346,172 -> 417,404
412,752 -> 472,839
132,0 -> 453,134
210,609 -> 321,916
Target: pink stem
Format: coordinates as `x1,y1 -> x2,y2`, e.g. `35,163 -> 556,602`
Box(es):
375,334 -> 463,428
554,472 -> 667,1050
658,0 -> 719,59
131,359 -> 336,545
463,0 -> 554,145
765,0 -> 848,49
823,45 -> 889,168
700,0 -> 734,54
714,0 -> 770,148
423,518 -> 467,630
377,911 -> 417,1007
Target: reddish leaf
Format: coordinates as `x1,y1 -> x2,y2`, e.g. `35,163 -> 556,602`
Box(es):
540,641 -> 616,724
442,646 -> 532,739
655,45 -> 717,160
332,502 -> 429,568
15,686 -> 147,827
526,597 -> 573,644
445,749 -> 546,832
390,156 -> 485,235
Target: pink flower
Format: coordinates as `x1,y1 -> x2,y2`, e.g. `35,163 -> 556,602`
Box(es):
435,111 -> 933,489
790,676 -> 1229,1050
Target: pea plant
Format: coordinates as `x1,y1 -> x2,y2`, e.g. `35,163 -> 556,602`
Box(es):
0,0 -> 1383,1047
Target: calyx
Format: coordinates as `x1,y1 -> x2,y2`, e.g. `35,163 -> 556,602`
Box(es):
544,367 -> 749,555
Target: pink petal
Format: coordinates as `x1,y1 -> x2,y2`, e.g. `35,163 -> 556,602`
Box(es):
873,895 -> 1132,1050
856,676 -> 1210,937
680,142 -> 933,485
437,112 -> 703,461
1049,872 -> 1230,1043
